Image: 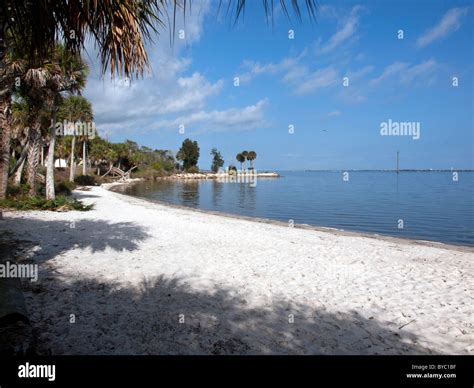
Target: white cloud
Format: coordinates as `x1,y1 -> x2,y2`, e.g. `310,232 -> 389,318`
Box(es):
327,110 -> 341,117
83,0 -> 270,136
85,69 -> 223,127
162,73 -> 224,113
282,65 -> 310,83
318,6 -> 363,54
294,67 -> 339,95
237,55 -> 373,97
416,7 -> 470,47
399,59 -> 437,84
318,5 -> 338,19
152,99 -> 269,133
370,60 -> 437,86
338,87 -> 367,104
346,65 -> 374,81
370,62 -> 409,86
152,0 -> 211,46
238,52 -> 306,83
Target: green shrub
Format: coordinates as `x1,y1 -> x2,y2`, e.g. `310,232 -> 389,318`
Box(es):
56,181 -> 77,196
133,168 -> 168,180
162,160 -> 175,172
149,161 -> 175,173
151,162 -> 163,171
0,195 -> 92,211
6,184 -> 29,198
74,175 -> 97,186
186,166 -> 199,173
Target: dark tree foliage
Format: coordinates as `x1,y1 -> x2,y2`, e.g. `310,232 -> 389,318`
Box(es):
210,148 -> 224,173
177,138 -> 200,171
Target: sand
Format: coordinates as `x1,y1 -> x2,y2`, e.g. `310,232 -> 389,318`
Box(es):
0,186 -> 472,355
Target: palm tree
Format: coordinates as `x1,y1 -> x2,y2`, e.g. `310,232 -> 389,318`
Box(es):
236,153 -> 246,171
23,102 -> 49,195
89,137 -> 113,175
12,61 -> 54,195
8,44 -> 88,197
58,96 -> 93,183
0,1 -> 317,198
54,136 -> 68,168
44,47 -> 88,198
0,0 -> 162,199
241,150 -> 248,171
247,151 -> 257,170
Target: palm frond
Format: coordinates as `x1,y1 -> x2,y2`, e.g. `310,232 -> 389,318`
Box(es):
220,0 -> 318,24
3,0 -> 317,80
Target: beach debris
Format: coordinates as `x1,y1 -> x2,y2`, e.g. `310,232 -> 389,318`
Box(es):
398,319 -> 416,330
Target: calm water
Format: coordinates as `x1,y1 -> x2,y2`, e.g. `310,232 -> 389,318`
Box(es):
121,171 -> 474,246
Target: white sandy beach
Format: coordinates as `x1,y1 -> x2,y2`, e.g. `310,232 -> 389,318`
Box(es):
0,186 -> 473,355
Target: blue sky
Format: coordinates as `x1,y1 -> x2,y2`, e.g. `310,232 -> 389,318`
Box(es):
84,0 -> 473,170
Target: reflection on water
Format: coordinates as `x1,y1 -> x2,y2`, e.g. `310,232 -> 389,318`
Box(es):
122,172 -> 474,246
237,182 -> 257,211
179,181 -> 200,207
211,181 -> 222,207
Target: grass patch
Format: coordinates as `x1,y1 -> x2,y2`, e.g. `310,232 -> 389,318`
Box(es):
0,195 -> 93,211
132,167 -> 171,180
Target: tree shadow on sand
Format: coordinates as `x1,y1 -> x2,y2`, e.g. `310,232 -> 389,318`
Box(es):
1,217 -> 151,265
0,216 -> 440,355
28,275 -> 438,355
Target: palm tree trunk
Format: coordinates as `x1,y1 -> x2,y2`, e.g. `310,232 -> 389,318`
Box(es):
9,134 -> 30,179
0,92 -> 11,199
0,16 -> 11,199
25,124 -> 41,195
13,158 -> 25,186
45,110 -> 57,200
82,139 -> 86,176
69,135 -> 76,182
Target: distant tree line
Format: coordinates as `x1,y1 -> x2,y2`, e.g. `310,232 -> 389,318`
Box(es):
87,138 -> 176,177
175,140 -> 258,174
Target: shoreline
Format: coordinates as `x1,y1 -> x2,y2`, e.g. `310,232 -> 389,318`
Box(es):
0,186 -> 472,355
159,171 -> 280,180
106,181 -> 474,253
